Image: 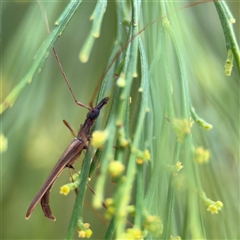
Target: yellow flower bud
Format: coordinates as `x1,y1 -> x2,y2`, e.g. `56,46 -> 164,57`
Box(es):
108,161 -> 125,177
60,185 -> 70,196
207,204 -> 219,214
91,130 -> 108,148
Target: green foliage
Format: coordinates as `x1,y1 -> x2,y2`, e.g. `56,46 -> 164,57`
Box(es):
2,1 -> 239,240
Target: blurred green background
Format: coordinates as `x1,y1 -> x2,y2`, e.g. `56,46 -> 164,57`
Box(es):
1,1 -> 239,239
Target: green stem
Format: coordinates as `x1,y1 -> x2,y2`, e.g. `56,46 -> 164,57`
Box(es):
79,1 -> 108,62
135,164 -> 144,228
1,0 -> 83,114
104,216 -> 117,240
162,142 -> 181,239
214,1 -> 240,73
65,150 -> 92,240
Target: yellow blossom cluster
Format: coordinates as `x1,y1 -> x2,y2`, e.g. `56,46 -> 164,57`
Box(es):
78,229 -> 92,239
60,185 -> 70,196
200,191 -> 223,214
175,161 -> 183,171
134,149 -> 151,165
104,198 -> 115,219
120,227 -> 144,240
60,176 -> 80,196
207,201 -> 223,214
194,147 -> 210,164
77,222 -> 92,238
172,118 -> 193,142
108,161 -> 125,178
165,161 -> 184,176
144,215 -> 163,237
91,130 -> 109,148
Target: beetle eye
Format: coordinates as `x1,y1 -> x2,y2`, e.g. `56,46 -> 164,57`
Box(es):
87,109 -> 100,120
